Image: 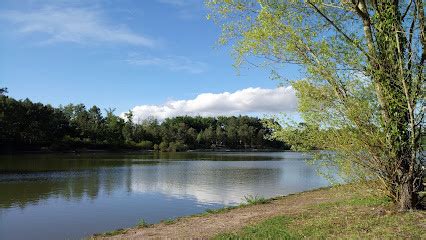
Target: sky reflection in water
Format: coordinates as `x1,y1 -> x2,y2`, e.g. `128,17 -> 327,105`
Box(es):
0,152 -> 330,240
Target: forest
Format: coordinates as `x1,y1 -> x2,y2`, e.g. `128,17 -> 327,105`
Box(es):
0,91 -> 287,152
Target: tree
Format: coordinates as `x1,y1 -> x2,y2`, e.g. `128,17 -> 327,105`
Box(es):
0,87 -> 7,96
88,106 -> 104,142
207,0 -> 425,210
0,93 -> 287,152
123,110 -> 135,143
104,108 -> 125,146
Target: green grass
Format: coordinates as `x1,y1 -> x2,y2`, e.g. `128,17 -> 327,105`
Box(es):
214,194 -> 425,239
203,195 -> 270,216
136,218 -> 149,228
243,195 -> 272,205
93,184 -> 425,239
92,228 -> 128,237
216,216 -> 296,240
161,218 -> 177,225
205,206 -> 239,214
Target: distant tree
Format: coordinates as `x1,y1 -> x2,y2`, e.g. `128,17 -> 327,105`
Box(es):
0,87 -> 7,96
1,95 -> 288,152
123,110 -> 134,143
159,141 -> 169,152
203,126 -> 216,147
88,106 -> 104,142
0,97 -> 70,149
216,125 -> 226,146
104,108 -> 125,146
136,140 -> 153,150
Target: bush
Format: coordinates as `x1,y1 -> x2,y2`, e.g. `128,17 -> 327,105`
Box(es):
168,142 -> 177,152
175,141 -> 188,152
136,140 -> 153,150
136,219 -> 149,228
159,142 -> 169,152
168,141 -> 188,152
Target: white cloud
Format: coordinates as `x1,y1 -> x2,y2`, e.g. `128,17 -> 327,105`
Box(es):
126,54 -> 207,74
0,7 -> 155,47
127,86 -> 297,122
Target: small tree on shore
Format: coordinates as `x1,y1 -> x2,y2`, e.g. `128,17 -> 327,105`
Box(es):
207,0 -> 424,210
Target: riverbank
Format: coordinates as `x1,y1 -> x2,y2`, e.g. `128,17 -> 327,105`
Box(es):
93,184 -> 425,239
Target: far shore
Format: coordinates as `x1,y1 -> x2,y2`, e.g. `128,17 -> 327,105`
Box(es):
0,148 -> 290,155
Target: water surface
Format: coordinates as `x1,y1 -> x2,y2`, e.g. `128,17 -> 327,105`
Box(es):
0,152 -> 329,240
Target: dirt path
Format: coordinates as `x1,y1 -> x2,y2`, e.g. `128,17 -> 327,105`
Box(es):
97,187 -> 350,239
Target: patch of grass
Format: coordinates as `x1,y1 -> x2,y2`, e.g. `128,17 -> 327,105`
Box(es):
162,218 -> 176,225
136,218 -> 149,228
214,216 -> 297,240
315,195 -> 391,210
214,193 -> 425,240
196,195 -> 273,218
193,188 -> 339,220
93,228 -> 128,237
215,216 -> 296,240
345,195 -> 391,206
205,206 -> 239,214
243,195 -> 272,205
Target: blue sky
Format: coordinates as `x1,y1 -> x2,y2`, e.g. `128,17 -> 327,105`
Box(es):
0,0 -> 301,120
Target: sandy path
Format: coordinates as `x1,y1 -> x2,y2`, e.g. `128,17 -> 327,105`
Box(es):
97,187 -> 348,240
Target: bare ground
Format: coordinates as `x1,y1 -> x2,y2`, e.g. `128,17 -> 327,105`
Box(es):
96,186 -> 353,240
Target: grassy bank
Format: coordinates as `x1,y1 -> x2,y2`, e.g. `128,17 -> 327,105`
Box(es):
94,184 -> 425,239
215,194 -> 425,239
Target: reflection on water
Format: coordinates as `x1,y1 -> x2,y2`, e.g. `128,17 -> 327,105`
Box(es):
0,152 -> 329,240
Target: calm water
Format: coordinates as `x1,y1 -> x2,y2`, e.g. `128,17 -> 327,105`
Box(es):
0,152 -> 330,240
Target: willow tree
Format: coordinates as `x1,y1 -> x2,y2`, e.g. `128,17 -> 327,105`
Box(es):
207,0 -> 425,210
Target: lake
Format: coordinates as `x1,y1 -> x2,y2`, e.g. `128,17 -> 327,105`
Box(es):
0,152 -> 330,240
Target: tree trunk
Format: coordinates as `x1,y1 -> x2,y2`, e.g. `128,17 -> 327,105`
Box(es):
398,180 -> 416,211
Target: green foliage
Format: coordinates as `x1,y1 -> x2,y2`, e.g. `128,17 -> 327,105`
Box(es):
0,95 -> 287,152
243,195 -> 271,205
94,228 -> 127,237
159,142 -> 169,152
205,206 -> 239,214
0,87 -> 7,96
161,218 -> 176,225
136,219 -> 149,228
136,140 -> 153,150
215,216 -> 295,240
0,96 -> 71,150
207,0 -> 425,209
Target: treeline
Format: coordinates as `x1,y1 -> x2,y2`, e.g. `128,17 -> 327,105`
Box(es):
0,93 -> 288,152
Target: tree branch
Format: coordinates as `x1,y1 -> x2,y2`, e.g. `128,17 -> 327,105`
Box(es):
307,1 -> 369,58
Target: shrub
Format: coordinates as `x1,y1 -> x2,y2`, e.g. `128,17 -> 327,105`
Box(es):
136,140 -> 153,150
153,144 -> 159,151
159,142 -> 169,152
136,219 -> 149,228
243,195 -> 271,205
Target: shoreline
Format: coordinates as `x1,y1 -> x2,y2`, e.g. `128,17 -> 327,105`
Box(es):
0,148 -> 290,155
92,184 -> 425,239
92,186 -> 336,239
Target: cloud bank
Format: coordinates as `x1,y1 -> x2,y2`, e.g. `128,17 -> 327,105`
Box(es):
0,7 -> 155,47
128,86 -> 297,122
